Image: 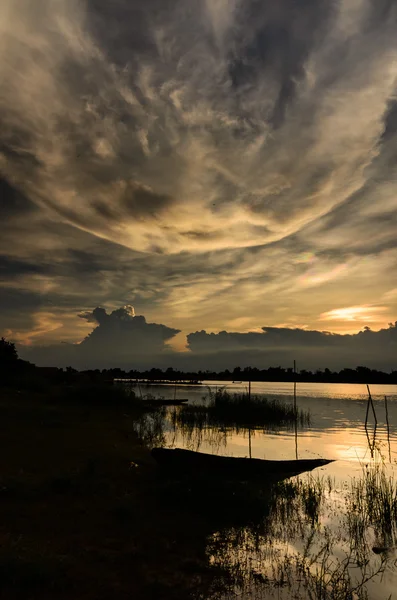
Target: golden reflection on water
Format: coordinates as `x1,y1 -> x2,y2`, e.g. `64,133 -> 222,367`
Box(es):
133,381 -> 397,600
163,382 -> 397,471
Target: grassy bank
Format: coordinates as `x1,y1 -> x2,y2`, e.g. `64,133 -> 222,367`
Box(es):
0,388 -> 225,600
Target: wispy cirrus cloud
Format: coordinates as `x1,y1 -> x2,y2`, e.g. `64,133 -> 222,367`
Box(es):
1,0 -> 397,255
1,0 -> 397,354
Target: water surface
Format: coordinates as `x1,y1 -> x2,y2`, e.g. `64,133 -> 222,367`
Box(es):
134,380 -> 397,468
130,380 -> 397,599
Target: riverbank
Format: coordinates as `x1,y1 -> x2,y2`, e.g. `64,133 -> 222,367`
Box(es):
0,389 -> 224,600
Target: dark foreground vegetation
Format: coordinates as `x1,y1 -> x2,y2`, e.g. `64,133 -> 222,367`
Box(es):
0,387 -> 232,600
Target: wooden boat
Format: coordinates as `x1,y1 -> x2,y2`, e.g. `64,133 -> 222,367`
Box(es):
144,399 -> 188,406
151,447 -> 334,480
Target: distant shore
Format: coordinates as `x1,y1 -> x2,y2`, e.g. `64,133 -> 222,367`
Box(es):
115,374 -> 397,385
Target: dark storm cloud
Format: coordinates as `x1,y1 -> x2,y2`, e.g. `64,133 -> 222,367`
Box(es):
20,305 -> 181,369
185,324 -> 397,371
78,305 -> 180,349
187,325 -> 397,352
18,315 -> 397,371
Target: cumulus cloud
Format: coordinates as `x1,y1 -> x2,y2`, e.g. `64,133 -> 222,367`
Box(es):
18,313 -> 397,371
20,306 -> 181,369
78,304 -> 179,354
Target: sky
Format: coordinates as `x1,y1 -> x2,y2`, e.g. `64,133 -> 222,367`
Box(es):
1,0 -> 397,371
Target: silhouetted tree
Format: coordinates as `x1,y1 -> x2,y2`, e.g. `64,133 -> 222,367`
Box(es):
0,337 -> 18,364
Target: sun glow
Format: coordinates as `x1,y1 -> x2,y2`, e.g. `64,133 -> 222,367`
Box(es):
320,305 -> 388,322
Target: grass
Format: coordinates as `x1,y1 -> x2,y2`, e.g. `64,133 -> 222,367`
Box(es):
171,388 -> 310,436
347,463 -> 397,555
206,466 -> 397,600
272,476 -> 330,529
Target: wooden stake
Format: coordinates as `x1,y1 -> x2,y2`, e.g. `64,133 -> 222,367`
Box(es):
293,360 -> 297,414
385,395 -> 391,463
365,384 -> 377,427
248,376 -> 252,458
294,360 -> 298,460
365,423 -> 377,459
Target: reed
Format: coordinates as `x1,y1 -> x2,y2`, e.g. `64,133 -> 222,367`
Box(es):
173,388 -> 310,433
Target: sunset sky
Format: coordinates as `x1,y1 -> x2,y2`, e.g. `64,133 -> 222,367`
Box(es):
1,0 -> 397,369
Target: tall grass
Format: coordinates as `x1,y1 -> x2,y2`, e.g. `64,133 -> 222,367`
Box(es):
347,463 -> 397,553
207,465 -> 397,600
172,388 -> 310,434
168,388 -> 311,451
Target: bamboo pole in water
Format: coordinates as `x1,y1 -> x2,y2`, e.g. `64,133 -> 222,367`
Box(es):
385,395 -> 391,463
365,423 -> 377,459
248,376 -> 252,458
293,360 -> 297,414
365,384 -> 377,427
294,360 -> 298,460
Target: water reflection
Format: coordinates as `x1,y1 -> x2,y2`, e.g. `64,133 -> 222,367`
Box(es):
127,380 -> 397,459
131,381 -> 397,599
205,466 -> 397,600
167,388 -> 310,456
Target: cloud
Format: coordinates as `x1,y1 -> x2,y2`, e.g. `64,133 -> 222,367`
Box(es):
1,0 -> 397,255
320,305 -> 388,322
16,308 -> 397,372
79,305 -> 180,356
19,306 -> 181,369
186,321 -> 397,371
1,0 -> 397,353
78,305 -> 180,356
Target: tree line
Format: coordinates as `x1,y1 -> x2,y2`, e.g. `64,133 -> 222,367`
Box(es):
1,338 -> 396,385
89,365 -> 397,384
